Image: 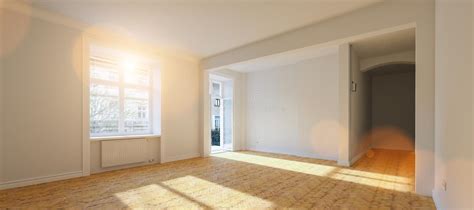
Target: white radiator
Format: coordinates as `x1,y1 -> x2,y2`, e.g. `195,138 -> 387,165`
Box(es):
101,139 -> 148,167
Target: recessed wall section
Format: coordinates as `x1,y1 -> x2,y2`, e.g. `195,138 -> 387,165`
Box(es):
245,53 -> 339,160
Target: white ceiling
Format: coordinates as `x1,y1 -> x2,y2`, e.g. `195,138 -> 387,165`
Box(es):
351,28 -> 415,59
30,0 -> 382,58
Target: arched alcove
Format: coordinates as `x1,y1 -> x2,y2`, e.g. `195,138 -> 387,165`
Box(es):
360,50 -> 415,72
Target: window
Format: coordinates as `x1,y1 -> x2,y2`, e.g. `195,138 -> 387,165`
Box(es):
89,50 -> 156,137
212,82 -> 221,97
214,116 -> 220,129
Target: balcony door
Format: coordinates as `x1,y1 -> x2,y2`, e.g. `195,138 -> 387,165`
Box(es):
210,75 -> 233,153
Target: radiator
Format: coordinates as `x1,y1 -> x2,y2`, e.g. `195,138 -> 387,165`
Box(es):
101,139 -> 148,167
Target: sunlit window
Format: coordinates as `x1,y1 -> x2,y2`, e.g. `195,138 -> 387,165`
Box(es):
89,49 -> 157,137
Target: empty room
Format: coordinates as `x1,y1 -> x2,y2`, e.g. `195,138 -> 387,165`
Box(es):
0,0 -> 473,209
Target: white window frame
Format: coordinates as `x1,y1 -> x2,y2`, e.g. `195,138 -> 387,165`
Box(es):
89,53 -> 154,137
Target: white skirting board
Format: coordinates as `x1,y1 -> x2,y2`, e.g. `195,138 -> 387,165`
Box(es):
337,147 -> 371,167
337,160 -> 351,167
0,171 -> 83,190
350,147 -> 371,165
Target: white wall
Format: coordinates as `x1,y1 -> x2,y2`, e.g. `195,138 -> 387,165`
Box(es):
434,0 -> 473,209
0,33 -> 4,183
349,47 -> 372,163
0,7 -> 201,188
245,53 -> 339,160
1,11 -> 84,183
337,44 -> 350,166
203,0 -> 435,196
160,55 -> 200,162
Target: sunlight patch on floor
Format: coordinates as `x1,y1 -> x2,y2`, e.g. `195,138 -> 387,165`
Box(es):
331,168 -> 413,192
114,175 -> 275,208
114,184 -> 173,207
214,152 -> 413,192
212,152 -> 336,177
161,175 -> 275,208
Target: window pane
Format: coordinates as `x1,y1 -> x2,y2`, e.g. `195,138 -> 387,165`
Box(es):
124,99 -> 150,133
212,83 -> 221,96
90,84 -> 120,136
89,50 -> 155,137
124,88 -> 150,133
90,62 -> 119,82
90,84 -> 119,97
90,97 -> 120,135
124,69 -> 150,85
125,88 -> 149,99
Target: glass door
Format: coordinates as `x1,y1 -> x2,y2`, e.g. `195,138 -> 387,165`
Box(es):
210,77 -> 233,153
210,81 -> 224,153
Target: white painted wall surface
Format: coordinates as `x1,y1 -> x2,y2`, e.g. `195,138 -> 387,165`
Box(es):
245,54 -> 339,160
0,32 -> 4,183
1,12 -> 84,182
434,0 -> 473,209
160,56 -> 201,163
0,7 -> 201,188
337,44 -> 350,166
203,0 -> 435,196
349,47 -> 372,163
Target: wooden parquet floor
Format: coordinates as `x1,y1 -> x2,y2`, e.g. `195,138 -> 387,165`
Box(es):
0,149 -> 435,209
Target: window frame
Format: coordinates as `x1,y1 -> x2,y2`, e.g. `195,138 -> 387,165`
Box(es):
89,54 -> 154,137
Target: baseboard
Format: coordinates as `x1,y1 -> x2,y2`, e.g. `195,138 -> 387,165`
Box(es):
337,160 -> 351,167
350,151 -> 366,165
162,152 -> 201,163
0,171 -> 83,190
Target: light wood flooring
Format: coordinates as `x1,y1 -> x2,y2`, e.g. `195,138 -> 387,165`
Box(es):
0,149 -> 435,209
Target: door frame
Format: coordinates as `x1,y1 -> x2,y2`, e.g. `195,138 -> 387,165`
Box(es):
202,70 -> 240,157
210,79 -> 225,152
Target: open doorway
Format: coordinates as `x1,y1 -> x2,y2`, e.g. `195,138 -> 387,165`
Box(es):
209,74 -> 233,153
368,64 -> 415,151
349,28 -> 416,191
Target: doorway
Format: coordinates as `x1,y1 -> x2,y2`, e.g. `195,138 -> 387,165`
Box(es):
349,28 -> 417,192
369,64 -> 415,151
209,74 -> 233,153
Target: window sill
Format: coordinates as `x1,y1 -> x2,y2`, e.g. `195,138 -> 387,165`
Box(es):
90,134 -> 161,141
